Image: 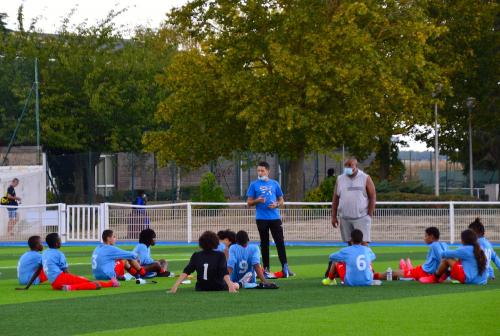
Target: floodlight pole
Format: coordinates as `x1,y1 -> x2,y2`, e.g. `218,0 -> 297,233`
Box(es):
35,57 -> 41,165
466,97 -> 475,197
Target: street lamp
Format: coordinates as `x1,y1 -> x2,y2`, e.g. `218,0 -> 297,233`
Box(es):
432,85 -> 442,196
466,97 -> 476,197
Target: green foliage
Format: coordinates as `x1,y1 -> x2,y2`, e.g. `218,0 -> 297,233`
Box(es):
305,176 -> 336,202
193,172 -> 226,203
418,0 -> 500,180
144,0 -> 447,200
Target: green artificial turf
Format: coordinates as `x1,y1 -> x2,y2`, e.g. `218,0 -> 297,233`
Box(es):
0,245 -> 498,336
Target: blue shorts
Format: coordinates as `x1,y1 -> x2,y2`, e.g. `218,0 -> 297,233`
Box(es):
8,208 -> 17,219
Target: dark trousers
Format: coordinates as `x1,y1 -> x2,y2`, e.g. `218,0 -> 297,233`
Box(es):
256,219 -> 288,269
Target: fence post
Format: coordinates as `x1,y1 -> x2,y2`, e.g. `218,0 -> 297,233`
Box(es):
58,203 -> 67,243
449,202 -> 455,244
187,202 -> 192,243
100,203 -> 109,232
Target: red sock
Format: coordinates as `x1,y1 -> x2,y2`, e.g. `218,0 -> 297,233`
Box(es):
160,268 -> 166,273
98,281 -> 114,288
139,267 -> 146,276
70,282 -> 98,290
328,271 -> 335,280
129,268 -> 138,276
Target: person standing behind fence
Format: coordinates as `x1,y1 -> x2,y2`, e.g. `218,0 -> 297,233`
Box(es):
331,158 -> 376,244
246,161 -> 294,278
128,190 -> 150,239
2,178 -> 21,237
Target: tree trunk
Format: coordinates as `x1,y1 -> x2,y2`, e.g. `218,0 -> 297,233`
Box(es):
377,138 -> 391,181
286,149 -> 305,201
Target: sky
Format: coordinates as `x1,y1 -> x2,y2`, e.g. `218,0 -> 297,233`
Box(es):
2,0 -> 432,152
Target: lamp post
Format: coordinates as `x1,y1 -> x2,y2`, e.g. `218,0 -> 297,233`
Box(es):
432,85 -> 442,196
466,97 -> 476,197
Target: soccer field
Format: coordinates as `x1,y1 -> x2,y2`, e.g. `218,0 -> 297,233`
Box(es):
0,245 -> 499,336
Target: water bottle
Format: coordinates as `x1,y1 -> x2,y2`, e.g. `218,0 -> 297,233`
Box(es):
386,267 -> 393,281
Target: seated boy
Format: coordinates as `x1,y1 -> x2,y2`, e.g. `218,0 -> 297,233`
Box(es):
170,231 -> 240,293
469,218 -> 499,280
227,230 -> 277,289
42,233 -> 119,291
92,229 -> 146,281
322,229 -> 377,286
216,229 -> 236,259
16,236 -> 48,290
133,228 -> 172,277
397,227 -> 448,283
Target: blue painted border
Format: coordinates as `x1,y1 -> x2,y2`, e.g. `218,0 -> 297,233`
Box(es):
1,241 -> 499,248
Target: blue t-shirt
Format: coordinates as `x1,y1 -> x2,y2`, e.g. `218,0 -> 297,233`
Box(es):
17,251 -> 42,285
216,242 -> 226,253
442,246 -> 488,285
329,245 -> 376,286
133,243 -> 155,265
478,237 -> 500,279
227,244 -> 261,283
246,179 -> 283,220
92,244 -> 137,280
42,248 -> 68,283
422,241 -> 448,274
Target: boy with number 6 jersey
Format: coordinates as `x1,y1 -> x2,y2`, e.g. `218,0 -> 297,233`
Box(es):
322,229 -> 376,286
170,231 -> 240,293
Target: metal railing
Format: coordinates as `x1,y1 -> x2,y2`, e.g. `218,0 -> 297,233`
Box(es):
1,201 -> 499,243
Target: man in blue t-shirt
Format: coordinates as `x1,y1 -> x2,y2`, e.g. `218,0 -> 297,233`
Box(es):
246,161 -> 293,278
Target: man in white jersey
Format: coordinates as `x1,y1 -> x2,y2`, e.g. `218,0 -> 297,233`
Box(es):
331,158 -> 376,243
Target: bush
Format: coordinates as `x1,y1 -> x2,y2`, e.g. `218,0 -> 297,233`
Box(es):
305,176 -> 336,202
193,172 -> 226,203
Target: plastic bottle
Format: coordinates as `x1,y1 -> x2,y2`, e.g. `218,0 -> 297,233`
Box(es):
386,267 -> 393,281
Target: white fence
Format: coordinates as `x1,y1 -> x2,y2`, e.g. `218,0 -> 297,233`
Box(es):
1,202 -> 499,243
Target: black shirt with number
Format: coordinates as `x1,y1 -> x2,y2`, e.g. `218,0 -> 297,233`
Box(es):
7,186 -> 17,206
183,250 -> 229,291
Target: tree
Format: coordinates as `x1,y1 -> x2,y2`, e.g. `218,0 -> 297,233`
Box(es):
0,7 -> 174,202
418,0 -> 500,182
145,0 -> 445,199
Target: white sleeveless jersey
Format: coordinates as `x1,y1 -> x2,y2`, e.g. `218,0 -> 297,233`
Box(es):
336,170 -> 369,219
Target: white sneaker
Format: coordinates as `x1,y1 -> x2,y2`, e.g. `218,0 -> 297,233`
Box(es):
181,279 -> 191,285
371,280 -> 382,286
136,278 -> 146,285
123,273 -> 134,281
240,272 -> 253,285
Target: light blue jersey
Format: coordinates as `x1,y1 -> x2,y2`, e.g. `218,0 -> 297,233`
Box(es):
442,246 -> 488,285
422,241 -> 448,274
227,244 -> 261,283
478,237 -> 500,279
42,248 -> 68,283
92,244 -> 137,280
329,245 -> 376,286
133,243 -> 155,265
216,242 -> 226,253
246,179 -> 283,220
17,251 -> 42,285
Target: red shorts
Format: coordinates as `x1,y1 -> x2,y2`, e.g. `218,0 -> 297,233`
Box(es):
39,268 -> 48,283
450,261 -> 466,284
51,272 -> 92,290
114,260 -> 125,277
409,265 -> 432,280
336,262 -> 346,282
